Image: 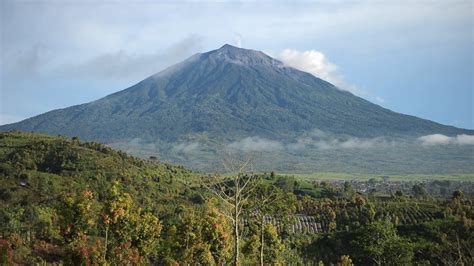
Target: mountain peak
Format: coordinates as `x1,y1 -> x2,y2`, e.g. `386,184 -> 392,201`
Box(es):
219,43 -> 240,50
213,43 -> 255,55
206,44 -> 278,68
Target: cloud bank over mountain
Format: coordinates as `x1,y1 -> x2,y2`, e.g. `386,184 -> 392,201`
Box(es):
419,134 -> 474,146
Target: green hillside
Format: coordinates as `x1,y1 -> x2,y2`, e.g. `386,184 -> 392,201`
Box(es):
0,132 -> 472,265
0,131 -> 204,264
0,131 -> 197,211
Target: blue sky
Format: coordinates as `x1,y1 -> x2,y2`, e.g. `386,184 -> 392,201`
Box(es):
1,0 -> 473,128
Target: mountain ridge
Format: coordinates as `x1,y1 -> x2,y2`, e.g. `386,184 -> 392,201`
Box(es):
1,44 -> 472,173
2,44 -> 471,142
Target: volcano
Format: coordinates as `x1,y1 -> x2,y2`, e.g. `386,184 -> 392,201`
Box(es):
2,44 -> 472,173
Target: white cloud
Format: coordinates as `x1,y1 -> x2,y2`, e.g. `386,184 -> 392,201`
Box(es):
226,132 -> 474,154
234,33 -> 242,48
286,137 -> 311,151
338,138 -> 384,149
174,142 -> 200,153
227,136 -> 284,152
276,49 -> 371,98
230,133 -> 390,153
65,35 -> 203,80
418,134 -> 474,146
286,129 -> 390,150
375,96 -> 385,103
278,49 -> 342,86
456,134 -> 474,145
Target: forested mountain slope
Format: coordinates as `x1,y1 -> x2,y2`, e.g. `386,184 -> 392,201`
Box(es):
1,45 -> 471,142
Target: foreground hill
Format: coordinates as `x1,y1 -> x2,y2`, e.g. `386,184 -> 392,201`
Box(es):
0,131 -> 196,211
0,132 -> 472,265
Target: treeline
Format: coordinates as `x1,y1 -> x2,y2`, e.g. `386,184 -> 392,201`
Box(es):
2,173 -> 472,265
0,179 -> 295,264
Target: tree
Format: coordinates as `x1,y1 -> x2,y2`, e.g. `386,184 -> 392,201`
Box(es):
262,224 -> 285,264
158,202 -> 231,265
337,255 -> 354,266
246,182 -> 296,265
452,190 -> 464,201
202,153 -> 258,266
412,184 -> 428,198
343,182 -> 355,199
57,189 -> 104,264
395,190 -> 403,197
275,176 -> 296,193
353,220 -> 413,265
102,181 -> 162,264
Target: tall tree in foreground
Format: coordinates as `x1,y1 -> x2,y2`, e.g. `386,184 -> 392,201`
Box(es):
202,153 -> 258,266
247,181 -> 296,265
157,202 -> 231,264
102,181 -> 162,264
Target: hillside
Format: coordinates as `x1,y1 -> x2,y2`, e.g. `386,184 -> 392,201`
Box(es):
0,131 -> 197,212
0,132 -> 472,265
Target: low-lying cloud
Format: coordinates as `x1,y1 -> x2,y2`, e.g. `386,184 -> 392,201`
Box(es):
227,136 -> 284,152
227,133 -> 390,153
418,134 -> 474,146
174,142 -> 200,153
287,136 -> 389,151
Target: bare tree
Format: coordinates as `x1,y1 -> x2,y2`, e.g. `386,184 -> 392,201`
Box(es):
201,151 -> 259,266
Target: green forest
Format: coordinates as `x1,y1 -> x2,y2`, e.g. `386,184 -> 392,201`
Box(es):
0,131 -> 472,265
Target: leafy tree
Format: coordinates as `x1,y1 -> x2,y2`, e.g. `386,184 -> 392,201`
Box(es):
343,182 -> 355,199
158,203 -> 231,265
412,184 -> 428,198
57,189 -> 104,264
275,176 -> 296,193
0,239 -> 13,265
33,206 -> 61,242
58,189 -> 96,243
337,255 -> 354,266
353,220 -> 413,265
246,182 -> 296,265
102,181 -> 162,264
262,224 -> 285,264
452,190 -> 464,201
394,190 -> 403,197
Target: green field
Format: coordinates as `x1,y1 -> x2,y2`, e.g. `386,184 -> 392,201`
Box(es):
285,172 -> 474,182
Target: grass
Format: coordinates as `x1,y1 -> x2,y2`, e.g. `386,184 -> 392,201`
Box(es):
283,172 -> 474,182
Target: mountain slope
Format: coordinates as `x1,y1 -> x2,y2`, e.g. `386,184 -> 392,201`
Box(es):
1,45 -> 472,173
1,44 -> 470,144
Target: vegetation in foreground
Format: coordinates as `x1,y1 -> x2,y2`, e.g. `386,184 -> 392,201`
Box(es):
0,131 -> 473,265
